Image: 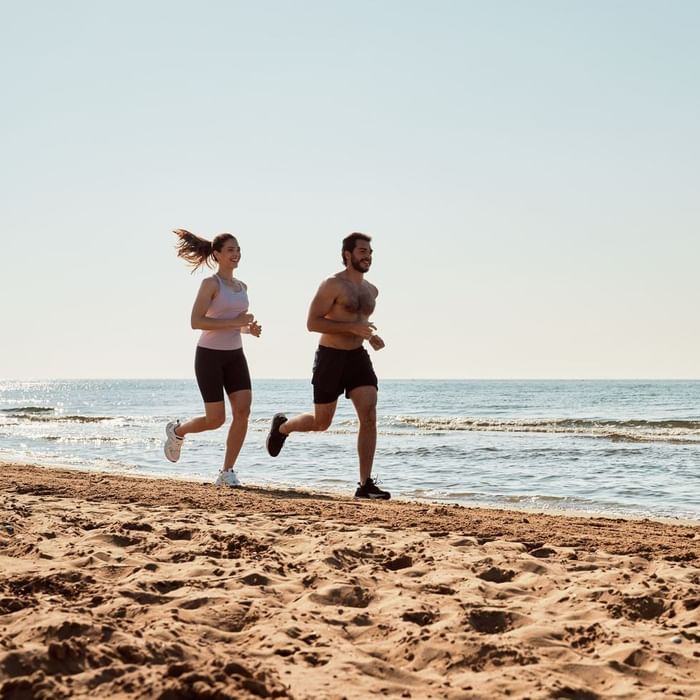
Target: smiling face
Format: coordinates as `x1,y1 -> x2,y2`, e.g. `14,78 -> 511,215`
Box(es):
213,235 -> 241,271
347,239 -> 372,273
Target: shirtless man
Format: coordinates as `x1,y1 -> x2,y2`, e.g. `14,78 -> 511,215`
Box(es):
266,232 -> 390,499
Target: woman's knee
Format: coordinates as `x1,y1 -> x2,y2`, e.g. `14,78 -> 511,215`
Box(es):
233,405 -> 251,423
205,415 -> 226,430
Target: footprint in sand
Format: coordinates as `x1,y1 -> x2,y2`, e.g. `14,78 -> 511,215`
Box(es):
239,572 -> 271,587
164,527 -> 193,541
607,593 -> 667,621
420,583 -> 456,596
310,584 -> 372,608
383,554 -> 413,571
46,620 -> 92,641
323,548 -> 367,571
449,642 -> 538,672
401,609 -> 437,626
9,571 -> 91,598
565,622 -> 611,650
467,607 -> 528,634
0,597 -> 31,614
121,521 -> 154,532
150,579 -> 185,594
98,533 -> 143,548
477,566 -> 516,583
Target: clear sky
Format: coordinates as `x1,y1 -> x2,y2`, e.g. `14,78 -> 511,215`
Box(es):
1,1 -> 698,379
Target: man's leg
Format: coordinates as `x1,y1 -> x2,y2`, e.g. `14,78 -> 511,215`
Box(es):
348,385 -> 377,484
281,402 -> 337,435
267,402 -> 337,457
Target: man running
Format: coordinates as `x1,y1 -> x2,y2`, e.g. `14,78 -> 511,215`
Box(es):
266,232 -> 390,499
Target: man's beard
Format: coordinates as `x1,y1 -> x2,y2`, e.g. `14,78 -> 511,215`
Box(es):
351,257 -> 370,272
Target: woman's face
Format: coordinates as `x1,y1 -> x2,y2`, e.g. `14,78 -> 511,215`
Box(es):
215,237 -> 241,268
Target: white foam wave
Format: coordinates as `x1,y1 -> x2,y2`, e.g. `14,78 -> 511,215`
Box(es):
390,416 -> 700,444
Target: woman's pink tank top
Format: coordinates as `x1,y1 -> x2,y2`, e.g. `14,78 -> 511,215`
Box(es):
197,275 -> 249,351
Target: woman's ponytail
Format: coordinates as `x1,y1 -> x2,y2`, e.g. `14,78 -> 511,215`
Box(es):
172,229 -> 215,271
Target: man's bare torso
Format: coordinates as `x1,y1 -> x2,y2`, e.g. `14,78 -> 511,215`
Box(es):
320,274 -> 377,350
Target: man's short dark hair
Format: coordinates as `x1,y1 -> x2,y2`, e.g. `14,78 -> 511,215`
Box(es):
342,232 -> 372,265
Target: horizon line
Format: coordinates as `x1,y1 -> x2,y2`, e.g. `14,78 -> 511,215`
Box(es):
2,377 -> 699,382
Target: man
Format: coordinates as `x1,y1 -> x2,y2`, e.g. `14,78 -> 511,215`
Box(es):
266,232 -> 390,499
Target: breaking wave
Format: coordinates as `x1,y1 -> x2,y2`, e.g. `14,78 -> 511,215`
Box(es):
390,416 -> 700,444
0,408 -> 112,423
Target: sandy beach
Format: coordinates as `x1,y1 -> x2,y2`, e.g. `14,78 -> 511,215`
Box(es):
1,463 -> 698,699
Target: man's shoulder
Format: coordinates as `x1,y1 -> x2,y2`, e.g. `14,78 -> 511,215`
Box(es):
360,278 -> 378,297
312,275 -> 344,299
323,273 -> 349,288
326,272 -> 378,292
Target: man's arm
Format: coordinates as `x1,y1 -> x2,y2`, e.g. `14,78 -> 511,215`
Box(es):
306,279 -> 376,339
368,334 -> 385,350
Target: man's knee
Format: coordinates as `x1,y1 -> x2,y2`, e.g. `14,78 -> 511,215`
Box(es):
313,415 -> 333,431
357,407 -> 376,427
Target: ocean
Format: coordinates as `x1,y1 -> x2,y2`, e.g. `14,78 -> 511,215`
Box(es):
1,379 -> 698,521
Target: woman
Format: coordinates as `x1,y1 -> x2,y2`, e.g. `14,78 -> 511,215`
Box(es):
164,228 -> 261,487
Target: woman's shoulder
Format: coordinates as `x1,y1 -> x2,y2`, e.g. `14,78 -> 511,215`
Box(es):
197,275 -> 219,295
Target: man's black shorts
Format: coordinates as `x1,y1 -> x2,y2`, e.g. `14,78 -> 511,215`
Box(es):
312,345 -> 378,404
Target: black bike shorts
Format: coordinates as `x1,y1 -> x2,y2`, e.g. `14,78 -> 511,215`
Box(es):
194,346 -> 252,403
312,345 -> 378,405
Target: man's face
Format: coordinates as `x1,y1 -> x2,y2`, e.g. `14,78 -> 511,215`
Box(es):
349,241 -> 373,272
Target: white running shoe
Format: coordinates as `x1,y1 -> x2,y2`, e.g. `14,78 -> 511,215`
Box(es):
164,420 -> 184,463
215,469 -> 241,487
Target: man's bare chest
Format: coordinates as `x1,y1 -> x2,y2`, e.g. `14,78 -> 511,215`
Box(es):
335,284 -> 376,316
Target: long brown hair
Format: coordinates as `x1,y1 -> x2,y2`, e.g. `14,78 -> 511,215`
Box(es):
172,229 -> 236,272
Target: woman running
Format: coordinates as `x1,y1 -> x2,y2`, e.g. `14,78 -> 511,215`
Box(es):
164,229 -> 261,487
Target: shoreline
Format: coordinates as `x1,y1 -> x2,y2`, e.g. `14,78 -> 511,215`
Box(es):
3,460 -> 698,528
2,462 -> 699,698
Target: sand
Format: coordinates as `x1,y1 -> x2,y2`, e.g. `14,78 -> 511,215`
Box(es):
1,463 -> 698,699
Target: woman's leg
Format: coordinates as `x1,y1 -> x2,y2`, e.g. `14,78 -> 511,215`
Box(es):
223,389 -> 251,469
176,402 -> 226,436
177,346 -> 229,435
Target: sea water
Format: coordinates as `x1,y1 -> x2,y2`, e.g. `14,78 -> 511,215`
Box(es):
1,379 -> 698,520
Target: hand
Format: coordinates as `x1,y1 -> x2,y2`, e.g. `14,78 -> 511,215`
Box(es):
353,321 -> 377,340
368,334 -> 385,351
235,312 -> 255,327
248,320 -> 262,337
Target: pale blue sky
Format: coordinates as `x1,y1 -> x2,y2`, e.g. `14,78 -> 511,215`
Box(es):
1,1 -> 698,379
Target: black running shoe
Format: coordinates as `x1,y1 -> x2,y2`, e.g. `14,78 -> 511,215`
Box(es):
266,413 -> 288,457
354,477 -> 391,500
